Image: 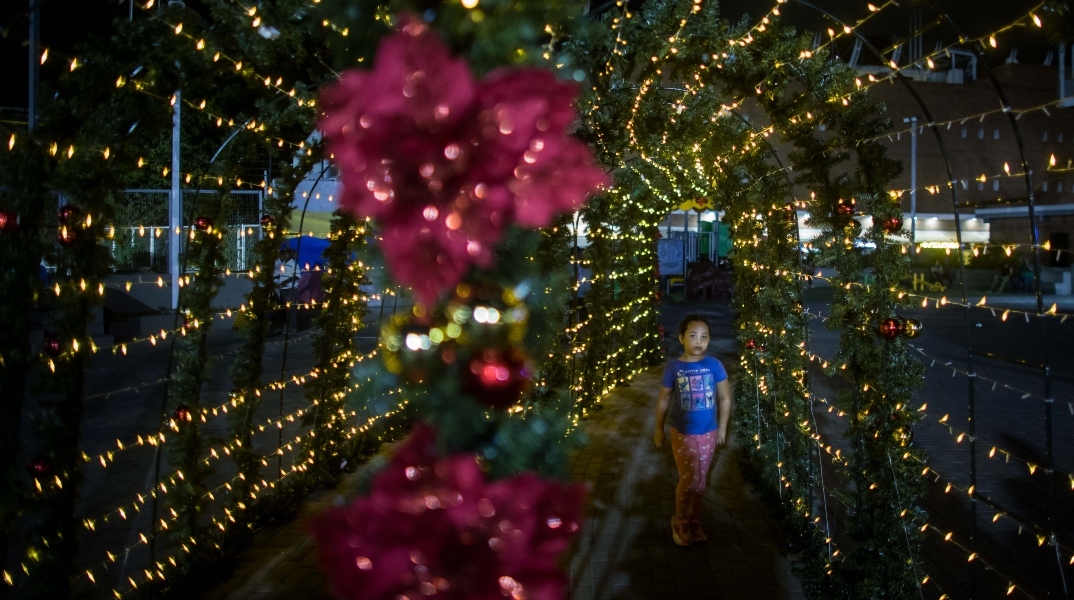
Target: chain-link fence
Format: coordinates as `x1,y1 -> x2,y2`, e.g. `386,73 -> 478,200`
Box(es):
110,189 -> 264,273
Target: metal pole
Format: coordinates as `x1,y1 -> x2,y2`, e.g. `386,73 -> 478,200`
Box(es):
28,0 -> 39,132
908,115 -> 918,255
170,91 -> 181,310
1061,44 -> 1067,102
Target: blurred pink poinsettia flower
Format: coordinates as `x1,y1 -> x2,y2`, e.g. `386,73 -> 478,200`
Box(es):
309,423 -> 585,600
319,18 -> 608,305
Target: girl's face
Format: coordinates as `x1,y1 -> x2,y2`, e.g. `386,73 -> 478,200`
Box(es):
679,321 -> 710,359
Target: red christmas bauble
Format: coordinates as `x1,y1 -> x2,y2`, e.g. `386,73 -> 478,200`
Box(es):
745,339 -> 757,350
461,349 -> 531,409
259,214 -> 275,228
878,317 -> 902,340
57,204 -> 80,224
42,332 -> 62,357
882,215 -> 904,234
194,216 -> 213,231
57,226 -> 78,246
836,201 -> 856,216
27,456 -> 52,479
174,404 -> 192,422
0,210 -> 17,232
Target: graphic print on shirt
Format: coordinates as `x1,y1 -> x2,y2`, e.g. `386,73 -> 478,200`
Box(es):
676,371 -> 715,412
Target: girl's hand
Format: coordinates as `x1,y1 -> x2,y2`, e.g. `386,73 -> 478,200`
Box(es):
715,430 -> 726,446
654,430 -> 665,448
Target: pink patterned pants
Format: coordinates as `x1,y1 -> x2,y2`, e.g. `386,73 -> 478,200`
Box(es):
670,428 -> 718,526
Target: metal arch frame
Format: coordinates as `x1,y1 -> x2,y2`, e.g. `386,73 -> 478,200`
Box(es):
789,1 -> 979,594
653,85 -> 835,569
148,119 -> 303,567
722,107 -> 837,572
914,7 -> 1064,599
794,1 -> 1062,597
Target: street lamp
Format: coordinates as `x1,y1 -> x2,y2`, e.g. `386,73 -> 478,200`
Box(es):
903,115 -> 918,255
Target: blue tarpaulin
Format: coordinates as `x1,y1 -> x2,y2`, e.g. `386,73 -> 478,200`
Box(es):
282,236 -> 332,270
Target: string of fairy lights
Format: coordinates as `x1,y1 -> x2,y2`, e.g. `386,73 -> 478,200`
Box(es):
46,359 -> 406,597
8,0 -> 1065,595
734,177 -> 1061,592
596,0 -> 1050,216
747,233 -> 1065,592
78,395 -> 409,597
803,345 -> 1074,484
81,345 -> 380,476
719,3 -> 1048,158
798,271 -> 1072,320
737,350 -> 935,594
0,0 -> 409,595
802,305 -> 1060,403
799,339 -> 1073,594
753,357 -> 1040,599
44,248 -> 377,368
714,12 -> 1053,599
81,336 -> 373,494
586,1 -> 1069,598
726,116 -> 1074,216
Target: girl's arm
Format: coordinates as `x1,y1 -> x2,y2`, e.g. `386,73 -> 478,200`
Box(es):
654,386 -> 672,447
715,379 -> 733,445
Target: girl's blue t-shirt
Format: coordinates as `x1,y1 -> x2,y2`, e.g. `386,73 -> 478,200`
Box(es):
661,356 -> 728,435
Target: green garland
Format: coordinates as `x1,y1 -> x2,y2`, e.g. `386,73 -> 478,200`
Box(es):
0,139 -> 50,590
163,188 -> 229,557
572,1 -> 927,597
295,210 -> 370,486
225,146 -> 321,525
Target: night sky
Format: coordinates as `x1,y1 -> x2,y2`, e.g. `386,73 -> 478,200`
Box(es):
0,0 -> 1058,121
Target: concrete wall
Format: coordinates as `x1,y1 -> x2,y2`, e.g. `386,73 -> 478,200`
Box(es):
105,273 -> 255,312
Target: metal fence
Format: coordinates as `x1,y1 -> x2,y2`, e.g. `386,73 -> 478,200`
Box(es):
110,189 -> 264,273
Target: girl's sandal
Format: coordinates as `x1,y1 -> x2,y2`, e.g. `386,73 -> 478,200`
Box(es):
671,517 -> 692,546
689,522 -> 708,543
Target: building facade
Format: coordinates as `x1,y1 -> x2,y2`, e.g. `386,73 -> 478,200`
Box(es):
865,60 -> 1074,265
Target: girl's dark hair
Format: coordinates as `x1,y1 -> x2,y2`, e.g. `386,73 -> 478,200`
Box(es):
678,314 -> 710,336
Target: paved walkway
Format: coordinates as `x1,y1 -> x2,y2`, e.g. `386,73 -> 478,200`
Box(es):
568,368 -> 805,600
205,371 -> 804,600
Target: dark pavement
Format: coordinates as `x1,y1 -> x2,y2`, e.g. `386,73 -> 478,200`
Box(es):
199,298 -> 806,600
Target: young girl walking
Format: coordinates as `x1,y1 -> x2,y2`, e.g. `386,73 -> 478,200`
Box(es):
654,314 -> 732,546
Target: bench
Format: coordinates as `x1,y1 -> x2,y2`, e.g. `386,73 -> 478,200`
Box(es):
1041,268 -> 1072,295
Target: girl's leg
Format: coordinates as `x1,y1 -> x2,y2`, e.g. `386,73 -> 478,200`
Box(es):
670,430 -> 708,527
686,430 -> 718,527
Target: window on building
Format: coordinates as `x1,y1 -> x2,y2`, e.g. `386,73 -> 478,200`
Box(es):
992,179 -> 1000,191
1061,133 -> 1066,143
961,127 -> 968,139
993,129 -> 1000,140
325,163 -> 340,179
1043,131 -> 1049,142
977,181 -> 985,191
961,180 -> 969,190
1060,181 -> 1065,193
978,128 -> 985,139
1043,181 -> 1049,191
